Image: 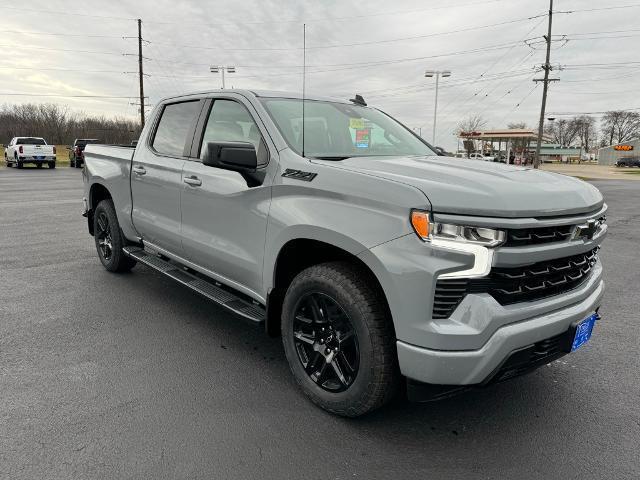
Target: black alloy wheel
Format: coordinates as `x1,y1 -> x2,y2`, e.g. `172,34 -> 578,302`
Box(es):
292,292 -> 359,392
95,211 -> 113,262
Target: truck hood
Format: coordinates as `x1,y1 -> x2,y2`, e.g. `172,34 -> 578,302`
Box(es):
315,156 -> 604,218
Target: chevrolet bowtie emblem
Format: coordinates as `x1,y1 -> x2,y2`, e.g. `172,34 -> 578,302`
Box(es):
574,219 -> 597,241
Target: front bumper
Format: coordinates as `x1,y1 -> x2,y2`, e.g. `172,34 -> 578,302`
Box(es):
397,276 -> 604,386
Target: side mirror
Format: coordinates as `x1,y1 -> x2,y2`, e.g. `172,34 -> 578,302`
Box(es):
202,141 -> 257,172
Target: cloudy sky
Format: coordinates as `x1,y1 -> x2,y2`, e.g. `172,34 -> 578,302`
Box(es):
0,0 -> 638,149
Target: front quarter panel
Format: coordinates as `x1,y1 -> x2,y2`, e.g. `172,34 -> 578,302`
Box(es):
262,151 -> 431,297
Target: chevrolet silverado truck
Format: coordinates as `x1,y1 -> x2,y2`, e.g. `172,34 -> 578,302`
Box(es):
82,90 -> 607,417
5,137 -> 56,168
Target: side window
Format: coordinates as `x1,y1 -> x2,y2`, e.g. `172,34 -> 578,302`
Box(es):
152,101 -> 201,157
199,100 -> 268,166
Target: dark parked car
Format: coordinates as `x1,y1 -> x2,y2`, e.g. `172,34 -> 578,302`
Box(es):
615,156 -> 640,167
69,139 -> 100,168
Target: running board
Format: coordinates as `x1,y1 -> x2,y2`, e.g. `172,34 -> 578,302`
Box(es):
123,246 -> 266,325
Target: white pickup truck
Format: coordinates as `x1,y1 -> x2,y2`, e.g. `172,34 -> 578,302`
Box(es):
4,137 -> 56,169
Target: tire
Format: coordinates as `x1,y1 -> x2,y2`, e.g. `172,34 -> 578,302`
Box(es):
70,159 -> 75,168
17,161 -> 23,169
37,163 -> 43,169
93,199 -> 137,273
48,162 -> 55,169
281,261 -> 399,417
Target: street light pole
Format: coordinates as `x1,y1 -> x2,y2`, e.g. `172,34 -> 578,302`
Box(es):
425,70 -> 451,145
210,66 -> 236,89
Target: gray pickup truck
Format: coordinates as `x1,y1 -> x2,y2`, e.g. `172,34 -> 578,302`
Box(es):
82,90 -> 607,417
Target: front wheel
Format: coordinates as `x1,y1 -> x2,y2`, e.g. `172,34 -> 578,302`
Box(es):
48,162 -> 55,169
281,262 -> 399,417
37,163 -> 43,169
93,199 -> 136,272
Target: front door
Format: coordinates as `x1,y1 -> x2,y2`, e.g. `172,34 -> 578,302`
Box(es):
131,100 -> 202,255
180,97 -> 273,298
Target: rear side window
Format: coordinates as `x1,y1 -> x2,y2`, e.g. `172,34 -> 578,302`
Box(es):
152,101 -> 201,156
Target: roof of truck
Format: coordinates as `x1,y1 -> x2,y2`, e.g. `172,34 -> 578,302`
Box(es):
159,89 -> 354,105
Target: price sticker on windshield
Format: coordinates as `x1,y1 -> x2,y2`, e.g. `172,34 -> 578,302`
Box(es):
355,129 -> 370,148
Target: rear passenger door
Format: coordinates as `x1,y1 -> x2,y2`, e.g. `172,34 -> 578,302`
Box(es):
180,96 -> 274,298
131,99 -> 203,255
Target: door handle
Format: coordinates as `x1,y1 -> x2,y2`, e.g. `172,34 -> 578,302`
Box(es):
132,166 -> 146,175
184,176 -> 202,187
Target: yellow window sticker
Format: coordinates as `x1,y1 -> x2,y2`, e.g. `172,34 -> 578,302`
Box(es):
349,118 -> 365,129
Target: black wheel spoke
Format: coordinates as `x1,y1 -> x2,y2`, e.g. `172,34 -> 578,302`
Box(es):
330,358 -> 348,386
293,331 -> 315,345
337,351 -> 355,376
97,215 -> 107,233
305,351 -> 323,374
338,329 -> 354,345
308,295 -> 325,322
295,314 -> 314,325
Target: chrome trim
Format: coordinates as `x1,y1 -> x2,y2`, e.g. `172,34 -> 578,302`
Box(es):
432,239 -> 494,279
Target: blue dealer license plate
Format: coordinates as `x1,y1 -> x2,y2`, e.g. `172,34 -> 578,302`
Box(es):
571,314 -> 598,352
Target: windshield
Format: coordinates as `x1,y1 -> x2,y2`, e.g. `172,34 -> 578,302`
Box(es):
16,137 -> 46,145
260,98 -> 436,158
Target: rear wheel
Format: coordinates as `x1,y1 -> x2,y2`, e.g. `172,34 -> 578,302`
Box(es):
93,199 -> 136,273
281,262 -> 399,417
36,163 -> 43,169
70,158 -> 75,168
48,162 -> 55,169
17,161 -> 23,169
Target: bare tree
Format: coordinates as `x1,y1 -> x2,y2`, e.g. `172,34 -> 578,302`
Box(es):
455,114 -> 488,135
544,119 -> 580,146
600,111 -> 640,146
507,122 -> 527,129
573,115 -> 597,153
0,103 -> 141,147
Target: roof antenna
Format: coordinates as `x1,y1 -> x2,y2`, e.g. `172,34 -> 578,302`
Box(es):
350,94 -> 367,106
302,23 -> 306,158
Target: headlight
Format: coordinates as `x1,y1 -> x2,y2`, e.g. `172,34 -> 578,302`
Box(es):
410,210 -> 505,279
410,210 -> 505,247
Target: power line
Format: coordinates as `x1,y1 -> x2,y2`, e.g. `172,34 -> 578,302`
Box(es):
0,30 -> 124,38
149,39 -> 525,72
0,5 -> 134,21
0,43 -> 124,56
0,93 -> 142,98
547,107 -> 640,115
146,15 -> 542,52
142,0 -> 515,26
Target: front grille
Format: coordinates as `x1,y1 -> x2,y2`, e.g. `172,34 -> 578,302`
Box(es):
504,225 -> 574,247
433,248 -> 598,319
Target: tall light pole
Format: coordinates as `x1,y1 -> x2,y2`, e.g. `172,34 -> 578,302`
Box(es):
424,70 -> 451,145
210,65 -> 236,89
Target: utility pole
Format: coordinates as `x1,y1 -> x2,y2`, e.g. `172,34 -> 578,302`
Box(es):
137,18 -> 145,129
533,0 -> 556,169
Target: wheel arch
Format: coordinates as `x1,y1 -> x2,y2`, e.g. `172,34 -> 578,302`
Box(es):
87,182 -> 113,236
265,236 -> 394,339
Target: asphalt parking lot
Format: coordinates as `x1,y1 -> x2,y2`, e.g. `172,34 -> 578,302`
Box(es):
1,167 -> 639,479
